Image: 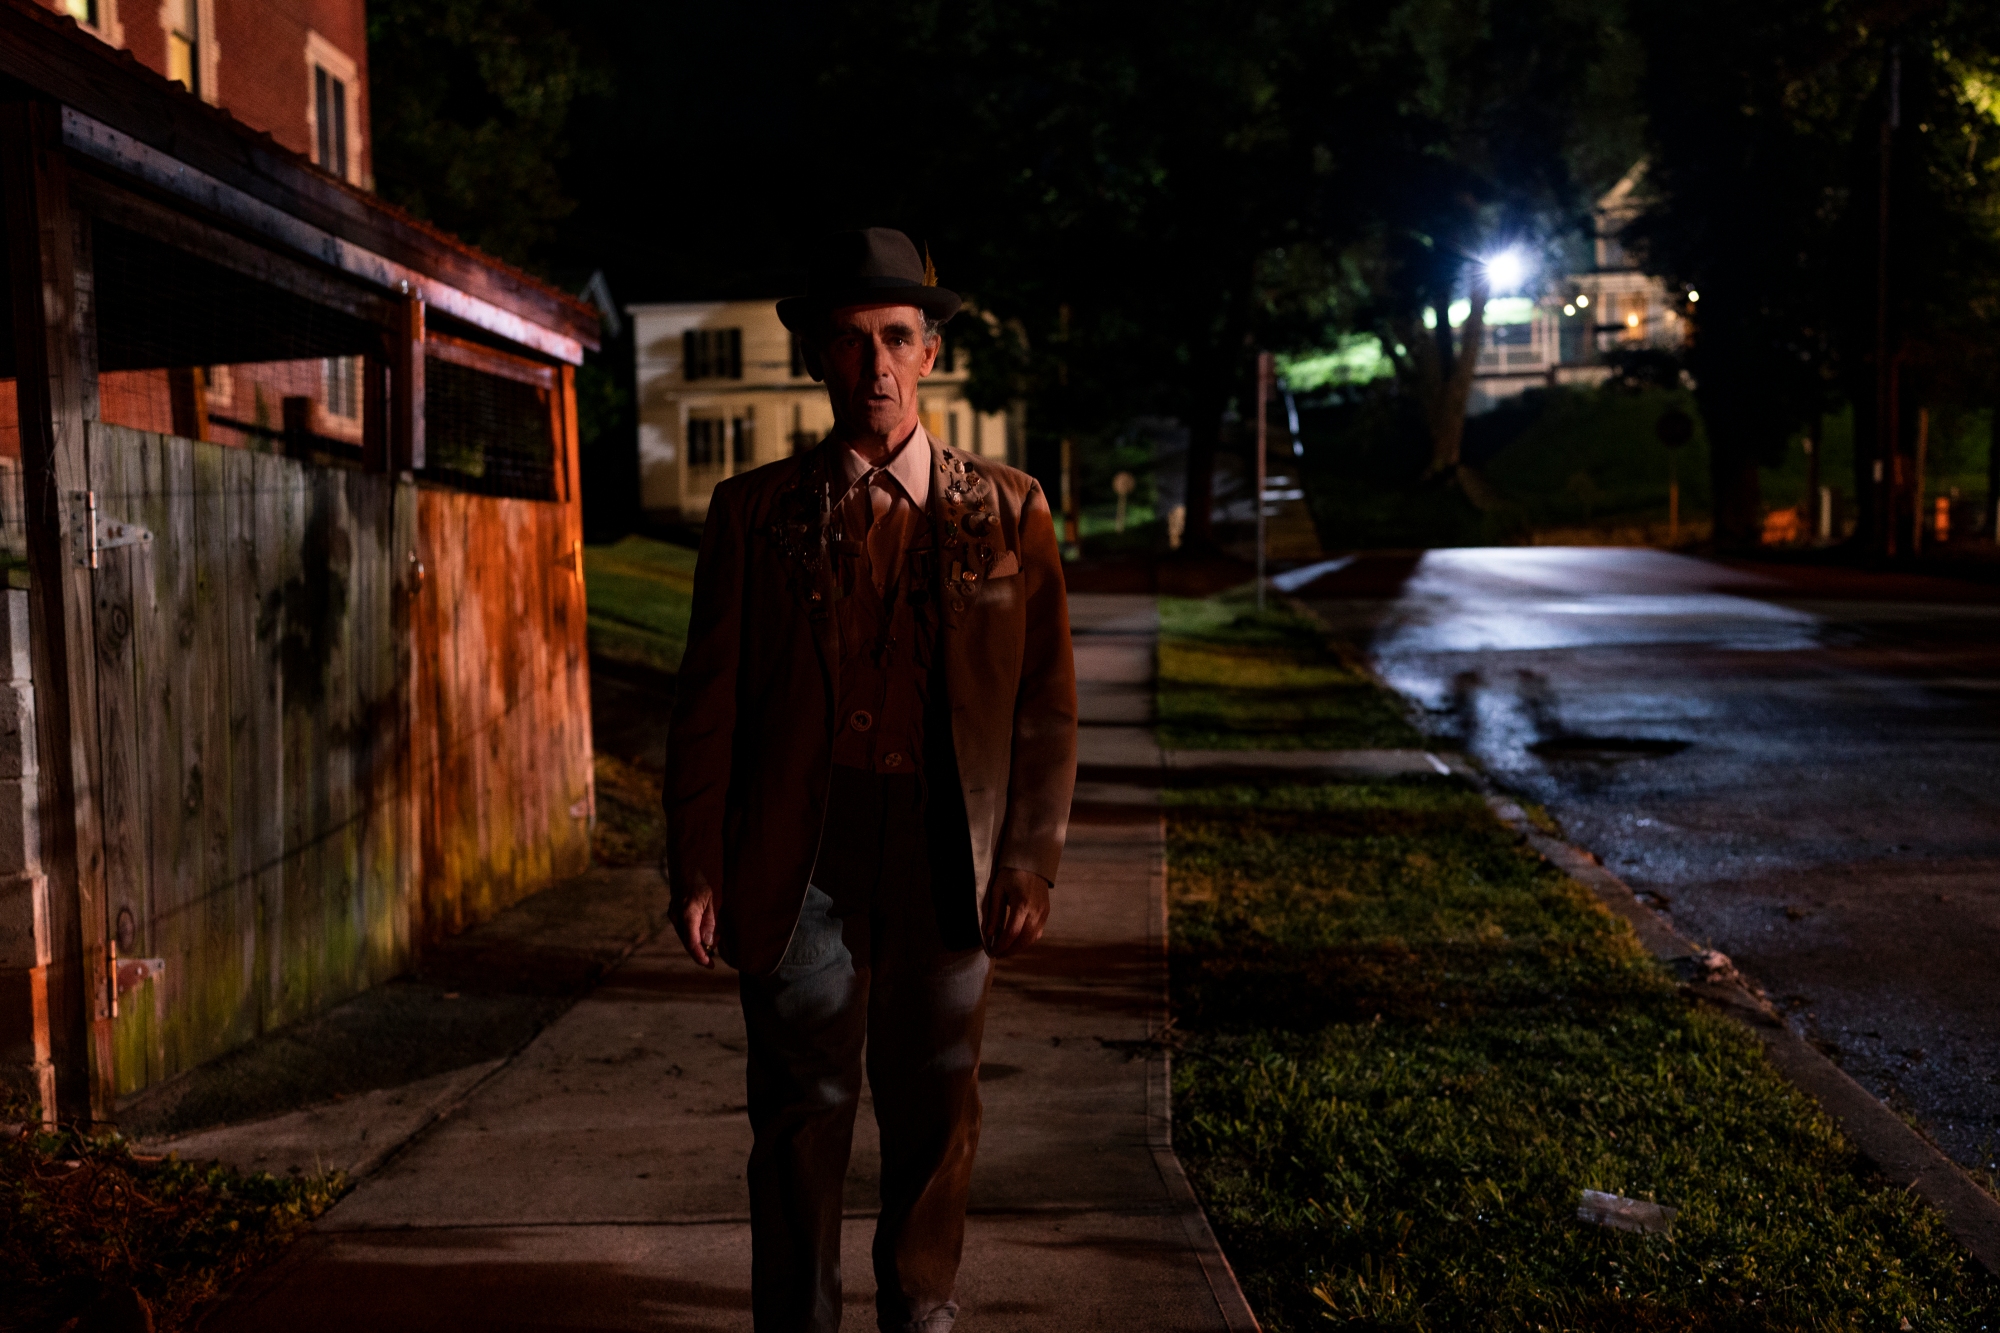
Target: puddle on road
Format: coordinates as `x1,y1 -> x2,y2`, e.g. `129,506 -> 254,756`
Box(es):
1528,736 -> 1692,761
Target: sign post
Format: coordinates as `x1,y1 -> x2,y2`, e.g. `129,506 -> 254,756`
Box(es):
1255,351 -> 1272,611
1656,406 -> 1694,546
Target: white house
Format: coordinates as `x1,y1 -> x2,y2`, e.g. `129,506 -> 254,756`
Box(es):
631,299 -> 1013,521
1469,164 -> 1691,411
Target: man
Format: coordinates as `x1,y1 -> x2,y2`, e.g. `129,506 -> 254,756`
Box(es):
664,228 -> 1078,1333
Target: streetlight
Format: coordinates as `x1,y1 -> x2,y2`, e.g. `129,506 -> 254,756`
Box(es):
1483,248 -> 1530,293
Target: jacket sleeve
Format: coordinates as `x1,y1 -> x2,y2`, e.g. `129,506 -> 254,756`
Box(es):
996,480 -> 1078,884
664,479 -> 747,903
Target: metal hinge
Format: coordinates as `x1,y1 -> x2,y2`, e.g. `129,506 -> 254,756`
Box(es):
69,490 -> 152,569
107,942 -> 165,1019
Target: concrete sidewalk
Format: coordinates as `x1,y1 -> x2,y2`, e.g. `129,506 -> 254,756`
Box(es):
205,592 -> 1255,1331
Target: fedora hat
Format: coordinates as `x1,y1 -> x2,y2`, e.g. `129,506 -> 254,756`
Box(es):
776,228 -> 962,332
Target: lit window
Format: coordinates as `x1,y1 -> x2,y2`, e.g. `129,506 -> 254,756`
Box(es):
63,0 -> 122,45
166,0 -> 200,94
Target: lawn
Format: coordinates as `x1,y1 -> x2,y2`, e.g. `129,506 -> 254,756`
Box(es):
1158,596 -> 1423,751
1160,594 -> 2000,1331
583,535 -> 697,674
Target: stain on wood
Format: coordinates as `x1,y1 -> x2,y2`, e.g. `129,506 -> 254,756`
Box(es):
412,484 -> 592,943
81,422 -> 590,1097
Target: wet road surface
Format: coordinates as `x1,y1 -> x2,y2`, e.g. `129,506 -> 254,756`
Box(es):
1305,548 -> 2000,1174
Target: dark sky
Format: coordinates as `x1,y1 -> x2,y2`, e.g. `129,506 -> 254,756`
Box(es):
557,0 -> 828,304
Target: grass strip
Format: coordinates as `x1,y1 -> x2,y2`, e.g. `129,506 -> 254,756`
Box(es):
0,1115 -> 342,1330
1161,594 -> 2000,1330
1159,594 -> 1422,751
584,535 -> 696,674
593,752 -> 666,868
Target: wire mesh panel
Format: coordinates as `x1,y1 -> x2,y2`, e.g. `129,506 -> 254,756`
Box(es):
89,221 -> 382,462
421,338 -> 559,502
0,456 -> 22,562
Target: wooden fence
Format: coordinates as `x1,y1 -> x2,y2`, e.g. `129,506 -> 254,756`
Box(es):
0,37 -> 601,1120
413,487 -> 593,946
76,422 -> 590,1098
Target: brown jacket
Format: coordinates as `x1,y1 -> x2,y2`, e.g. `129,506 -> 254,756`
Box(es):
664,430 -> 1078,976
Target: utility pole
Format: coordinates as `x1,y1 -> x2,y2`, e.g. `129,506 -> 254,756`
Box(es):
1059,437 -> 1079,558
1986,406 -> 1999,543
1255,351 -> 1272,612
1912,407 -> 1929,554
1803,420 -> 1820,542
1873,45 -> 1900,555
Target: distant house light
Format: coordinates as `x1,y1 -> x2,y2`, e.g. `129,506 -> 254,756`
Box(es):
1563,303 -> 1577,317
1625,313 -> 1641,328
1575,294 -> 1591,309
1687,289 -> 1700,302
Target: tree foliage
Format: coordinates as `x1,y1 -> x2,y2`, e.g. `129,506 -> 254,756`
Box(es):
1626,0 -> 2000,543
363,0 -> 2000,547
806,0 -> 1626,539
367,0 -> 604,271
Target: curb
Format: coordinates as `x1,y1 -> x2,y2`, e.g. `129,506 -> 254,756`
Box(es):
1485,794 -> 2000,1276
1145,805 -> 1262,1332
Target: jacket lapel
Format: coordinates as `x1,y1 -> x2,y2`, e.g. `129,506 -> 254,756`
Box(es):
927,431 -> 1000,628
767,438 -> 843,709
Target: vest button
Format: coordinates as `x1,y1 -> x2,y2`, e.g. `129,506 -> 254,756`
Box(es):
883,752 -> 904,768
850,710 -> 874,732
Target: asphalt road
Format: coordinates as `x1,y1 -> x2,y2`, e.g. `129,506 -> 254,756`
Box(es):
1305,547 -> 2000,1175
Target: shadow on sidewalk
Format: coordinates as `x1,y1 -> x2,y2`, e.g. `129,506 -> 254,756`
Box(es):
122,661 -> 677,1142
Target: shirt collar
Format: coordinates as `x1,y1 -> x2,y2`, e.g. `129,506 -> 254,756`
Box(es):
838,425 -> 932,510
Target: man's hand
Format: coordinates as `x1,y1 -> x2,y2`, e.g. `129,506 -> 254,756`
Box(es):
672,884 -> 719,968
983,867 -> 1050,958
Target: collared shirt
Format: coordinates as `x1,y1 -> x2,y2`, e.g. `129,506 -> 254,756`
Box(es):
837,427 -> 930,598
836,426 -> 931,511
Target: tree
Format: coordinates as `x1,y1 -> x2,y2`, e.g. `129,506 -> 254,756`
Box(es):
804,0 -> 1626,541
1626,0 -> 2000,547
1338,0 -> 1633,495
805,0 -> 1327,545
367,0 -> 603,272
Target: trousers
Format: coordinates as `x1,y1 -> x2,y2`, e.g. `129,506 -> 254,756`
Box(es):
740,772 -> 993,1333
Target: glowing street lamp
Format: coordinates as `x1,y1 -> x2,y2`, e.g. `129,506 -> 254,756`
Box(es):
1482,248 -> 1530,293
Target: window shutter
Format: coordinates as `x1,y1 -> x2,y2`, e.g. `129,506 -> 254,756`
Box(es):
727,328 -> 742,380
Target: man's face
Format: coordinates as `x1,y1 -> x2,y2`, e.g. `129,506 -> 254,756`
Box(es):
810,304 -> 938,441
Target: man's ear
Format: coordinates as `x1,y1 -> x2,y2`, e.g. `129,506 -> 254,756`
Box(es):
801,338 -> 825,384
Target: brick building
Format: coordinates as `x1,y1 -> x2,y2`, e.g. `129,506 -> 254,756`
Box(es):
8,0 -> 376,466
45,0 -> 370,187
